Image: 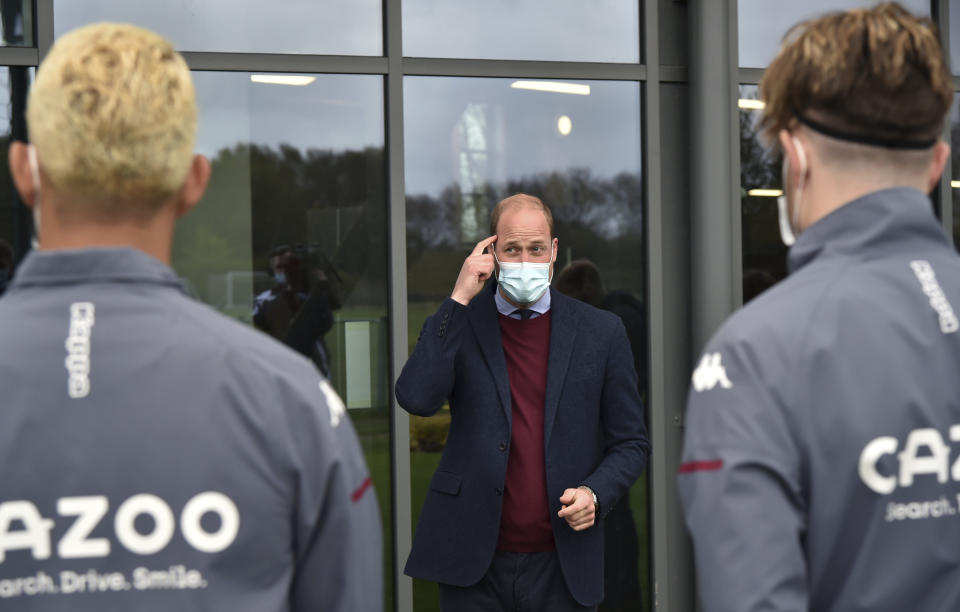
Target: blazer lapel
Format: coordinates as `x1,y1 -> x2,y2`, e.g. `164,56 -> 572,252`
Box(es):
470,284 -> 512,425
544,289 -> 577,449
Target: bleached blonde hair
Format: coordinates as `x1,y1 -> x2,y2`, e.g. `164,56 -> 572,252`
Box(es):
27,22 -> 197,219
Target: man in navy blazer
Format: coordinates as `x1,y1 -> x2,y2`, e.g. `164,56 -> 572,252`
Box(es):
396,194 -> 649,610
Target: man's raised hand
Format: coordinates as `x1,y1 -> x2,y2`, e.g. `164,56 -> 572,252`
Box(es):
451,235 -> 497,305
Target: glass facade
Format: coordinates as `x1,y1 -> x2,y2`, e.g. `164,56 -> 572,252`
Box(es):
738,0 -> 934,305
0,66 -> 30,294
738,84 -> 785,302
0,1 -> 30,46
53,0 -> 382,55
179,71 -> 393,603
952,0 -> 960,72
402,0 -> 641,62
1,1 -> 956,611
404,76 -> 647,610
738,0 -> 929,68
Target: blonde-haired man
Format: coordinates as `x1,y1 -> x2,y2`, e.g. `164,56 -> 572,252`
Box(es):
679,4 -> 960,611
0,23 -> 381,611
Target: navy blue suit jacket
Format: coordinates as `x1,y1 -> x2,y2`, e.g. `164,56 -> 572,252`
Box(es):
396,284 -> 649,606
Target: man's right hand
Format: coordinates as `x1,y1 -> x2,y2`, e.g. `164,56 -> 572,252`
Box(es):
451,235 -> 497,305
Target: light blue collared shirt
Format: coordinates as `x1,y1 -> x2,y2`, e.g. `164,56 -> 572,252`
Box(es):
494,284 -> 552,319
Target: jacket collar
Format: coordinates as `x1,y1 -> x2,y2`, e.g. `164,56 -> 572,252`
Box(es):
788,187 -> 950,275
10,247 -> 186,291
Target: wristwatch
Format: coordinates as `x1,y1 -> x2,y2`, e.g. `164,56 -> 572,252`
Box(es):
578,485 -> 600,516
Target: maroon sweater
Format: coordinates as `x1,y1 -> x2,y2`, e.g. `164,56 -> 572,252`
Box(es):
496,310 -> 554,552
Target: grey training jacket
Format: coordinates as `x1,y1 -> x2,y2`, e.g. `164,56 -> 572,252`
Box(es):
0,248 -> 382,611
679,187 -> 960,612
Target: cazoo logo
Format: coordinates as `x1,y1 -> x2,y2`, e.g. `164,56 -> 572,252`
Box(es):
0,492 -> 239,563
859,426 -> 960,494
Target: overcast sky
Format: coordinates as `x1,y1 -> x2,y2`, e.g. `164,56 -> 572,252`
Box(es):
738,0 -> 931,67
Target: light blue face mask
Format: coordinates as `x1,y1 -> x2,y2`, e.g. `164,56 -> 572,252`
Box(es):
493,244 -> 555,306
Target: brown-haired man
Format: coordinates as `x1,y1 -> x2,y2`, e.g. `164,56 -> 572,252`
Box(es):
679,4 -> 960,611
397,194 -> 649,610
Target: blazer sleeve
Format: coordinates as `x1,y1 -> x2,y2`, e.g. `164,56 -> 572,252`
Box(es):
395,297 -> 470,417
580,318 -> 651,518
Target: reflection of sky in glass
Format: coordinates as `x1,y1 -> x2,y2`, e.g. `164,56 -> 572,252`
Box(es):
0,69 -> 11,133
53,0 -> 381,55
192,74 -> 383,157
403,0 -> 639,62
0,66 -> 32,138
739,0 -> 930,68
952,0 -> 960,74
403,77 -> 641,197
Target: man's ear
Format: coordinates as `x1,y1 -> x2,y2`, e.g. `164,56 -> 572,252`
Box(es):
174,154 -> 211,218
8,141 -> 36,208
927,140 -> 950,193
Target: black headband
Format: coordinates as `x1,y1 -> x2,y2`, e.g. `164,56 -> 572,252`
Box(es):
794,112 -> 937,150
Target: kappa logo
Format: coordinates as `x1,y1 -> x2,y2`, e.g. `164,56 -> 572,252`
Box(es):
692,352 -> 733,392
319,380 -> 346,427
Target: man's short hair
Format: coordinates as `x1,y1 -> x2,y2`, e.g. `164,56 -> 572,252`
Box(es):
759,2 -> 952,149
489,193 -> 554,237
27,23 -> 197,218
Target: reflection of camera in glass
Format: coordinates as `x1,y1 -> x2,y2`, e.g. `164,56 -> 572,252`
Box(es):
269,243 -> 342,307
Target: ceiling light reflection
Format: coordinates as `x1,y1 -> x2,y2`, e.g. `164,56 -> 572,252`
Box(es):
250,75 -> 317,86
738,99 -> 765,110
511,81 -> 591,96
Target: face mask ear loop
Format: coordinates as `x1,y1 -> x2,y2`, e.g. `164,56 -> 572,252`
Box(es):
791,136 -> 807,232
548,239 -> 557,283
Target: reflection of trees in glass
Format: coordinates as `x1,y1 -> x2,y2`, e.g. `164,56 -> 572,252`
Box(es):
739,86 -> 786,300
0,66 -> 30,267
405,168 -> 643,301
173,143 -> 386,309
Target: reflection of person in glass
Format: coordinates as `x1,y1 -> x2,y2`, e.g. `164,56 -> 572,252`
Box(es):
0,23 -> 380,611
0,239 -> 13,296
555,259 -> 644,612
254,244 -> 341,378
396,194 -> 649,611
679,5 -> 959,612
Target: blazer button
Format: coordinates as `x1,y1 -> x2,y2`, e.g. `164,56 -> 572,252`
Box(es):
495,487 -> 503,496
498,442 -> 506,451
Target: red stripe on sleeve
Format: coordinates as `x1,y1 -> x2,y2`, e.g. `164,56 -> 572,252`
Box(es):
678,460 -> 724,474
351,476 -> 373,502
